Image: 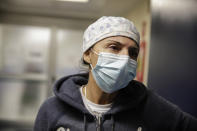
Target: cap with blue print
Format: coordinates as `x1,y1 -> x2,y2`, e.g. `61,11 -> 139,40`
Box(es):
83,16 -> 140,53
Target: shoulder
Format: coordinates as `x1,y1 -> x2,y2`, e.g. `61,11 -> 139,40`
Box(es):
141,86 -> 197,130
34,96 -> 59,121
34,96 -> 68,130
37,96 -> 68,116
34,95 -> 76,130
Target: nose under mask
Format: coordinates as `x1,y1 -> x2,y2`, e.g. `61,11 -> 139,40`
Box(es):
90,49 -> 137,93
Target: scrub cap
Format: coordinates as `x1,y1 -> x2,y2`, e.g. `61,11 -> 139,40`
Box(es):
83,16 -> 140,53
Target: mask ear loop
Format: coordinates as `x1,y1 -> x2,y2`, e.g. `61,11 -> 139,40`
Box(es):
89,48 -> 100,70
90,63 -> 94,70
90,48 -> 98,70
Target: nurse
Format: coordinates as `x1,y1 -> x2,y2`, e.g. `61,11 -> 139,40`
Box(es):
34,16 -> 197,131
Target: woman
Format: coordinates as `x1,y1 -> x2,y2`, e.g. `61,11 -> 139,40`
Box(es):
34,16 -> 197,131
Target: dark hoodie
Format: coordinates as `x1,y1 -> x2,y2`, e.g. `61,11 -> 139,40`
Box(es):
34,73 -> 197,131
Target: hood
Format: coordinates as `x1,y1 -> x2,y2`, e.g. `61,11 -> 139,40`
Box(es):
53,73 -> 147,115
53,73 -> 89,113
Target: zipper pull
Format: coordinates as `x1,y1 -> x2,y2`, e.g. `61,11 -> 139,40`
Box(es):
137,126 -> 142,131
97,116 -> 101,131
95,115 -> 102,131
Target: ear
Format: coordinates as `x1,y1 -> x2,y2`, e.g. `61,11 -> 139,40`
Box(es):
83,50 -> 91,64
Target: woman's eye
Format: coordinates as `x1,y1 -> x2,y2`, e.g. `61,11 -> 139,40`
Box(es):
108,45 -> 120,51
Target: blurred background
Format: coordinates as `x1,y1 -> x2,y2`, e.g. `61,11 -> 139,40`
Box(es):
0,0 -> 196,130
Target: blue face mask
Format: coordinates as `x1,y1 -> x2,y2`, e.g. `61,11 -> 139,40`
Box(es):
90,49 -> 137,93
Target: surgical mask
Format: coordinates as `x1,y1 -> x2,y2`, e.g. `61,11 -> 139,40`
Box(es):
90,49 -> 137,93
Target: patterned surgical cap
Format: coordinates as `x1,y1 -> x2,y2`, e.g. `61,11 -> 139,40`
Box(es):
83,16 -> 140,53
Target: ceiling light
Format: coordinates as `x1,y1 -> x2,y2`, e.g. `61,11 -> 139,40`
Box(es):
56,0 -> 89,3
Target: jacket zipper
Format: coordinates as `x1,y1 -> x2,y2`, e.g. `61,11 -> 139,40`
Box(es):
95,115 -> 102,131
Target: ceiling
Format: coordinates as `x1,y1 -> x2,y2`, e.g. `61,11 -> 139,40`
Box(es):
0,0 -> 140,20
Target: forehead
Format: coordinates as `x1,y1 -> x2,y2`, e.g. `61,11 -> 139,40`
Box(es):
94,36 -> 138,48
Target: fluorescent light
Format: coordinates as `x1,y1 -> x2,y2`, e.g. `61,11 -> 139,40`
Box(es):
56,0 -> 89,3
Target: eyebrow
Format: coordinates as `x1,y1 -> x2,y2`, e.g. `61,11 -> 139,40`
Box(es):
106,40 -> 123,46
106,40 -> 139,49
